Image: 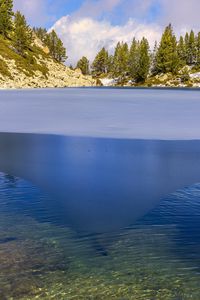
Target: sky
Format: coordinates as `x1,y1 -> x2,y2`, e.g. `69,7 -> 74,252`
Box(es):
13,0 -> 200,65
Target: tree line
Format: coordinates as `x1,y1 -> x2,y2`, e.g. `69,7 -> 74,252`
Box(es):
1,0 -> 200,81
76,24 -> 200,83
0,0 -> 66,62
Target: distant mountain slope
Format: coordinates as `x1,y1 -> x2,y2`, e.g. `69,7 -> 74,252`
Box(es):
0,36 -> 96,89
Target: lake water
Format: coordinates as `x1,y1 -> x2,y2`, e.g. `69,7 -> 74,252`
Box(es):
0,170 -> 200,299
0,88 -> 200,299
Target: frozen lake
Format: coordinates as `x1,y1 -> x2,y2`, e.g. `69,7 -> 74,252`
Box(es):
0,87 -> 200,139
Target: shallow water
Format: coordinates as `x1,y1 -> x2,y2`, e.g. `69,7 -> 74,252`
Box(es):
0,171 -> 200,299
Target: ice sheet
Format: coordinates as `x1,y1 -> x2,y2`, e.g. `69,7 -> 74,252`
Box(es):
0,88 -> 200,140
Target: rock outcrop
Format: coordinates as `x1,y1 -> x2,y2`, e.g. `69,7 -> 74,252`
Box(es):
0,35 -> 96,89
0,55 -> 96,89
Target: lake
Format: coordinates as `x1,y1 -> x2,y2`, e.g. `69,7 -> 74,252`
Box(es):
0,88 -> 200,299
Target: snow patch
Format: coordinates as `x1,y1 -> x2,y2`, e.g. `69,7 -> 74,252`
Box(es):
100,78 -> 117,86
190,72 -> 200,79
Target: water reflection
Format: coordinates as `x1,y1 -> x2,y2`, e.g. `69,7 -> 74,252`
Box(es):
1,133 -> 200,233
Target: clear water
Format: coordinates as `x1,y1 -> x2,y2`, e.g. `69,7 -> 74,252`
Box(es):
0,88 -> 200,299
0,172 -> 200,300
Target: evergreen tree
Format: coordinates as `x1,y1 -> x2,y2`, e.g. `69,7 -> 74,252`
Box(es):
46,30 -> 67,63
0,0 -> 13,37
112,42 -> 129,77
55,38 -> 67,63
135,37 -> 150,82
120,42 -> 129,74
46,30 -> 58,60
128,38 -> 139,78
154,24 -> 179,74
91,47 -> 109,76
33,27 -> 47,42
185,30 -> 196,65
184,32 -> 189,46
106,54 -> 113,74
112,42 -> 121,76
196,32 -> 200,68
12,11 -> 33,56
177,36 -> 186,67
151,41 -> 158,75
76,56 -> 90,75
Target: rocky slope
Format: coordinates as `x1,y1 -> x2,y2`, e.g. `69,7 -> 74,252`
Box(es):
0,36 -> 96,89
99,67 -> 200,88
99,72 -> 200,88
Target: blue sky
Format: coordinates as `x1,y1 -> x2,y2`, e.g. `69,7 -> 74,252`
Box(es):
13,0 -> 200,65
13,0 -> 164,28
13,0 -> 200,30
44,0 -> 85,27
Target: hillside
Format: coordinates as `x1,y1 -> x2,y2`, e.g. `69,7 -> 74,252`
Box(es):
0,36 -> 96,89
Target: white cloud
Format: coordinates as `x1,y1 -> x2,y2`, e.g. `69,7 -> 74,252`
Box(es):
52,16 -> 161,65
160,0 -> 200,31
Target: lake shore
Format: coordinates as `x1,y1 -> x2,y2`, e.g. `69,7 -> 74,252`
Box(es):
99,72 -> 200,88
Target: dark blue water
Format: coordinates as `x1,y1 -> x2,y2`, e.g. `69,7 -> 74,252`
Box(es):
0,137 -> 200,299
1,133 -> 200,234
0,174 -> 200,300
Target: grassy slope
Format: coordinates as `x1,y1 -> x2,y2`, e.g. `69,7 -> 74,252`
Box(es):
0,35 -> 49,79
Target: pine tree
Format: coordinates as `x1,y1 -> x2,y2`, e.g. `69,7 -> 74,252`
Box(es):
177,36 -> 186,67
112,42 -> 129,77
91,47 -> 109,76
55,38 -> 67,63
112,42 -> 121,76
185,30 -> 196,65
12,11 -> 33,56
184,32 -> 189,45
45,30 -> 67,63
33,27 -> 47,42
76,56 -> 90,75
121,42 -> 129,74
151,41 -> 158,75
189,30 -> 196,64
0,0 -> 14,37
46,30 -> 58,60
128,38 -> 139,79
196,32 -> 200,68
155,24 -> 179,74
135,37 -> 150,83
106,54 -> 113,74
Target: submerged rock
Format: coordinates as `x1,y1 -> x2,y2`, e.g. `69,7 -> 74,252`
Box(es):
0,237 -> 17,244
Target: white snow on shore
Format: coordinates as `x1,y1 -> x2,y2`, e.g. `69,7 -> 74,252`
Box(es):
190,72 -> 200,79
99,78 -> 117,86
